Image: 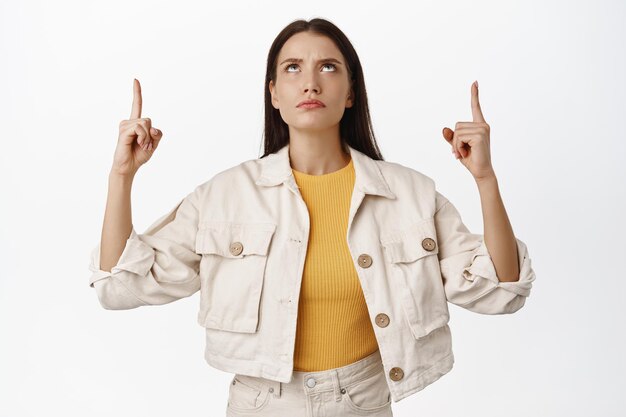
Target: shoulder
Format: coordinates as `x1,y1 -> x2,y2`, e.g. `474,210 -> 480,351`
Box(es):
189,157 -> 263,196
376,158 -> 437,193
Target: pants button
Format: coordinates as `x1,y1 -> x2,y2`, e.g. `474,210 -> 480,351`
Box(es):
306,377 -> 316,388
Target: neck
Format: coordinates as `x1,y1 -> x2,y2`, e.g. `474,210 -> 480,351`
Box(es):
288,127 -> 350,175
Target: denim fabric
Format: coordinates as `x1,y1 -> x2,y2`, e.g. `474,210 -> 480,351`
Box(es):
226,349 -> 392,417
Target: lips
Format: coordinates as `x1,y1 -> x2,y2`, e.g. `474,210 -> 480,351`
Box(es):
297,99 -> 325,107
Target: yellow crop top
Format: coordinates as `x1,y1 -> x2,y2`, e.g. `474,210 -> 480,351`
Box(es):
291,156 -> 379,371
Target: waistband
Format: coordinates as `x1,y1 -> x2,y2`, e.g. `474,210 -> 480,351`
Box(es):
234,349 -> 383,400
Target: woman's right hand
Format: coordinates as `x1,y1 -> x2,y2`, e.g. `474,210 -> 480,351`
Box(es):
111,78 -> 164,177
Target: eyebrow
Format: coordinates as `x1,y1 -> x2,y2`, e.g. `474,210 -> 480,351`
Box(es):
279,57 -> 343,66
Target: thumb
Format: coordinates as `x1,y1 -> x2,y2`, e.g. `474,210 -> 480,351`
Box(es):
149,127 -> 163,149
442,127 -> 454,144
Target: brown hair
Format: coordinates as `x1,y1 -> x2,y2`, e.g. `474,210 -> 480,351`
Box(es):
260,17 -> 384,161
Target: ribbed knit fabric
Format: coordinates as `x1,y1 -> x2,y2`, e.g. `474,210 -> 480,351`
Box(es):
291,156 -> 379,371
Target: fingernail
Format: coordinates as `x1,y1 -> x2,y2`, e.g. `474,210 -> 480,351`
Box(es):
151,128 -> 158,135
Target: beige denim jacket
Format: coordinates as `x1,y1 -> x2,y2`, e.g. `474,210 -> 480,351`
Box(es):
88,142 -> 536,402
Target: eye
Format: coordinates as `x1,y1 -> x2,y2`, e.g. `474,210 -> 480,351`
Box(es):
284,62 -> 338,73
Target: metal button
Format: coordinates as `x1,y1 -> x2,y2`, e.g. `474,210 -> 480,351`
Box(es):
389,367 -> 404,381
232,379 -> 236,385
306,377 -> 316,388
375,313 -> 390,328
421,238 -> 436,251
229,241 -> 243,256
357,254 -> 373,268
340,388 -> 346,394
269,387 -> 274,393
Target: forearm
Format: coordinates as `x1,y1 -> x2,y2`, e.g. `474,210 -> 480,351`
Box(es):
475,174 -> 520,282
99,172 -> 135,272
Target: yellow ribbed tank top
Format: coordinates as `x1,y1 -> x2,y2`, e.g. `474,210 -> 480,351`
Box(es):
291,156 -> 379,371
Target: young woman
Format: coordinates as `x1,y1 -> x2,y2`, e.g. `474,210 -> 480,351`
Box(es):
89,18 -> 536,417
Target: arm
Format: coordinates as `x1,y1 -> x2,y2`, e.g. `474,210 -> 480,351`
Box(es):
99,172 -> 134,272
88,185 -> 202,310
435,191 -> 536,314
476,174 -> 520,282
438,81 -> 535,313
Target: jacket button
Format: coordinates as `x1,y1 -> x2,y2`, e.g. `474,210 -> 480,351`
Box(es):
358,254 -> 373,268
389,367 -> 404,381
421,238 -> 436,251
375,313 -> 390,328
229,242 -> 243,256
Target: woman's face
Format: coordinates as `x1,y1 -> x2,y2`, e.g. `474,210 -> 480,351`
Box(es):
269,31 -> 354,133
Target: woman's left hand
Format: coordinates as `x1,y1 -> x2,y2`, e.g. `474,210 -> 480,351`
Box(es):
442,81 -> 496,181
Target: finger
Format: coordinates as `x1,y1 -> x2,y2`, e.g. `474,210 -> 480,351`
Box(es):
452,130 -> 461,159
457,133 -> 482,158
142,127 -> 162,152
452,130 -> 470,159
442,127 -> 454,144
443,127 -> 460,158
136,118 -> 153,140
123,123 -> 147,147
454,121 -> 485,129
453,127 -> 485,136
149,128 -> 162,151
471,80 -> 485,123
130,78 -> 142,120
457,136 -> 469,158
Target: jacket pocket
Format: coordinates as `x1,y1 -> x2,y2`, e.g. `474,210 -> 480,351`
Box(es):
195,221 -> 276,333
381,217 -> 450,339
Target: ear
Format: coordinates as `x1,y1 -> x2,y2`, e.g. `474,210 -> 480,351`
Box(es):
269,80 -> 279,109
345,86 -> 354,108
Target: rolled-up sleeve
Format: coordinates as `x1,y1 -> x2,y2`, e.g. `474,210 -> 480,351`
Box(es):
434,191 -> 536,314
88,190 -> 202,310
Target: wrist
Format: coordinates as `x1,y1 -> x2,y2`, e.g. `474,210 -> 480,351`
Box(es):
475,172 -> 498,188
108,170 -> 135,187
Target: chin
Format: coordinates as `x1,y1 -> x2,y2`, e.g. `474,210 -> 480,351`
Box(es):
290,122 -> 336,132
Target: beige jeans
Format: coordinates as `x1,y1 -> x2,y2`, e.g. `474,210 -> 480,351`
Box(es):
225,349 -> 393,416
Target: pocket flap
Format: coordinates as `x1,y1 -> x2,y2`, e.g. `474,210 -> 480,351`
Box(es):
381,218 -> 439,263
196,221 -> 276,258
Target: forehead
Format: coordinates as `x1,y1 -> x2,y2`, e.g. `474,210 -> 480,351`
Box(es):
278,31 -> 343,61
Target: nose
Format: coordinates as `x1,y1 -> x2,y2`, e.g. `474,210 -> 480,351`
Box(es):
302,76 -> 320,95
303,84 -> 319,94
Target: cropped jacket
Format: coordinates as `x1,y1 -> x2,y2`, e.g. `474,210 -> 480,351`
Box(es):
88,142 -> 536,402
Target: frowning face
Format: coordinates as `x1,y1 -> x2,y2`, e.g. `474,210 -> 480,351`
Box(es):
269,31 -> 354,133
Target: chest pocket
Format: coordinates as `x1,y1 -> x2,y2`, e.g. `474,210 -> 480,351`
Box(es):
381,217 -> 450,339
195,221 -> 276,333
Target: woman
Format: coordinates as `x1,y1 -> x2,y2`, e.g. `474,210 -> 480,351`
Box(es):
89,18 -> 536,417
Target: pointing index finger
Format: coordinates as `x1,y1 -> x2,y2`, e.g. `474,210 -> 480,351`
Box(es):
130,78 -> 142,120
471,80 -> 485,123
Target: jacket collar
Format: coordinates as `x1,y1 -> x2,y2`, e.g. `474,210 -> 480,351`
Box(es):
255,142 -> 396,199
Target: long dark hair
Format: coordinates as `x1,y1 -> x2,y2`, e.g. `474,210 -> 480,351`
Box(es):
260,18 -> 384,161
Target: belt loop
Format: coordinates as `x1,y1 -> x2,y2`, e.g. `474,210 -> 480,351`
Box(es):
273,381 -> 282,399
331,370 -> 342,402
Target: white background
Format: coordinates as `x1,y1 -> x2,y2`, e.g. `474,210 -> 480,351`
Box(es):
1,0 -> 625,416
